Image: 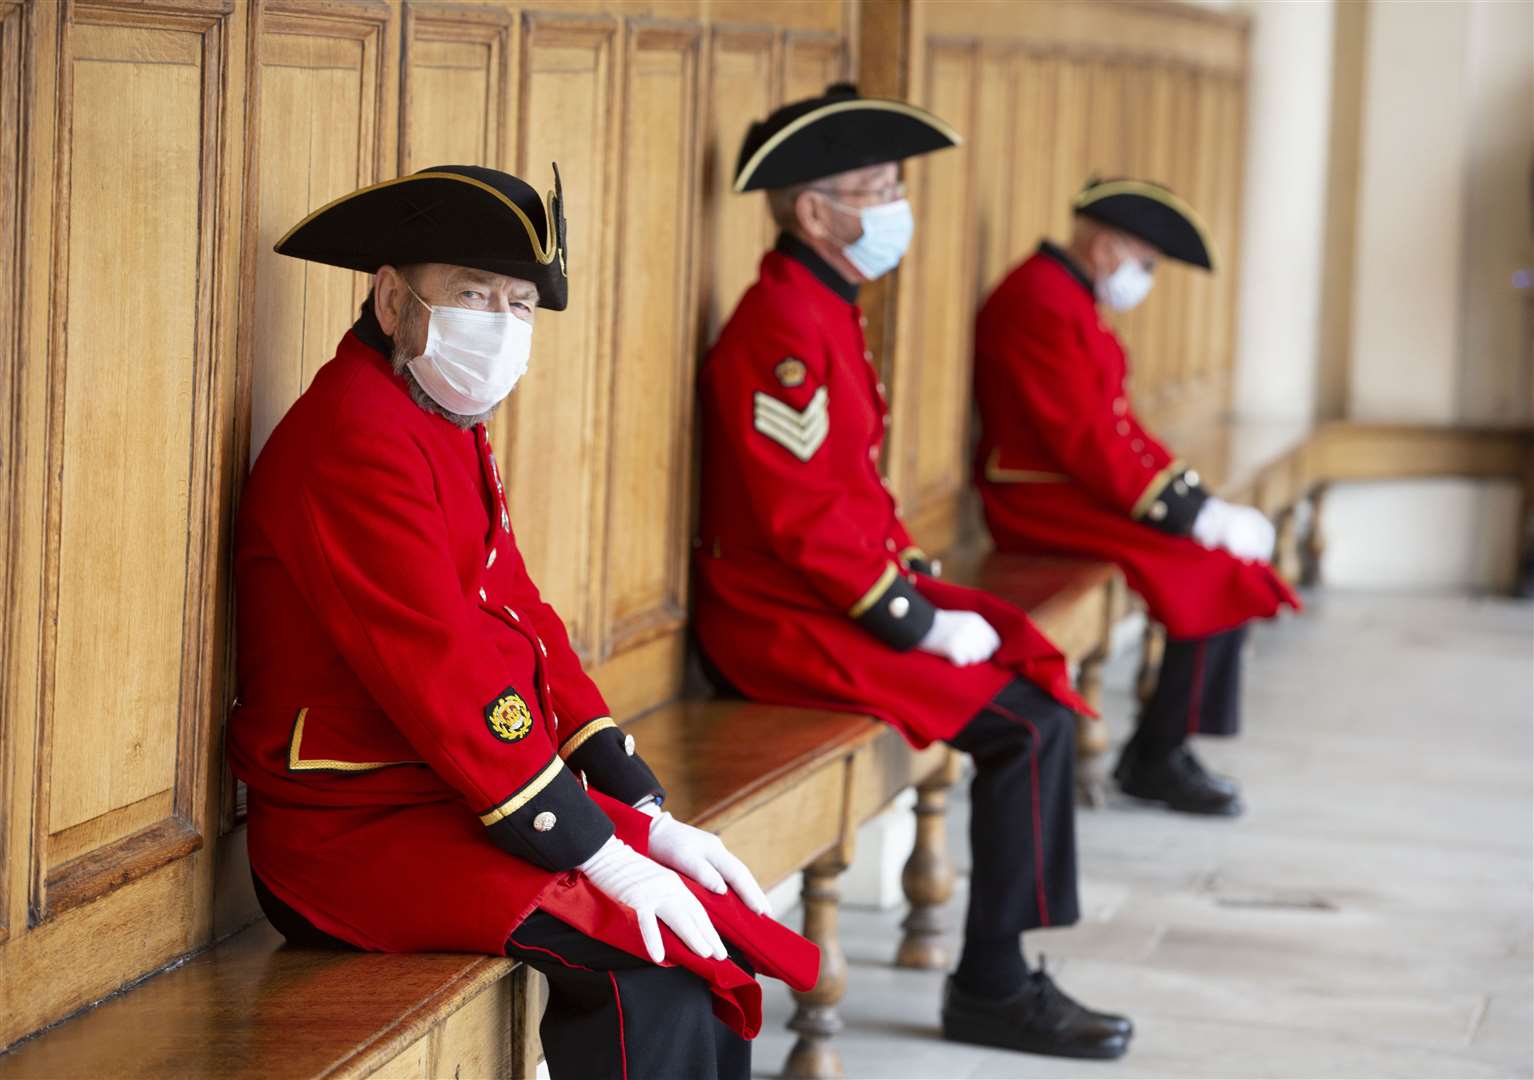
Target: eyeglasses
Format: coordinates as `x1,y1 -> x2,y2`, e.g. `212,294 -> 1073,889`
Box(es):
811,181 -> 907,204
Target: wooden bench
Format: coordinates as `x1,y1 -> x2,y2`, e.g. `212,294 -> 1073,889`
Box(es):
0,567 -> 1119,1080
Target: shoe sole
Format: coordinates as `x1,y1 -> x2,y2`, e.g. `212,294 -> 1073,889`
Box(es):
941,1015 -> 1130,1060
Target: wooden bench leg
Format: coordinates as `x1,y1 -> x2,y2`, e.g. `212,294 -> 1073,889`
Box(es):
510,962 -> 545,1080
1300,483 -> 1327,587
893,753 -> 960,971
1075,647 -> 1111,807
784,851 -> 850,1080
1135,621 -> 1164,706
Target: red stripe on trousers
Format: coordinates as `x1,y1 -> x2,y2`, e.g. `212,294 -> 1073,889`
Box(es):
983,703 -> 1052,928
506,936 -> 629,1080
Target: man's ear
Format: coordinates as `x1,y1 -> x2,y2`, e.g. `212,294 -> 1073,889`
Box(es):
794,189 -> 829,242
375,265 -> 404,336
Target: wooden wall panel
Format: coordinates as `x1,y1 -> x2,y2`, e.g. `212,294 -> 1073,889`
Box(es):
248,3 -> 395,458
499,12 -> 617,658
782,30 -> 843,101
601,23 -> 701,658
700,29 -> 776,341
401,2 -> 514,171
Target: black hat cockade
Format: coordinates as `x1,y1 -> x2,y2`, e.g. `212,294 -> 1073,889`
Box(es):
733,83 -> 961,193
274,163 -> 572,310
1072,178 -> 1215,271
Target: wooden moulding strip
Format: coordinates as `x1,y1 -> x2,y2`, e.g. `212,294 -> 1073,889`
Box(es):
42,818 -> 202,921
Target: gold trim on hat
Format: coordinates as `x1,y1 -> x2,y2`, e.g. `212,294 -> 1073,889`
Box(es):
274,171 -> 561,267
1072,180 -> 1218,270
733,99 -> 963,194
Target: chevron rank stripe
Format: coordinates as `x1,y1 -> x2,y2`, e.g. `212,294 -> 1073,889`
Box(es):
753,386 -> 829,462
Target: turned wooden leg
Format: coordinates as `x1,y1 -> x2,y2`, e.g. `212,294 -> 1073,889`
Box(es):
784,851 -> 850,1080
1274,506 -> 1303,583
1075,648 -> 1111,807
1135,622 -> 1164,706
894,753 -> 960,970
510,962 -> 545,1080
1300,483 -> 1327,587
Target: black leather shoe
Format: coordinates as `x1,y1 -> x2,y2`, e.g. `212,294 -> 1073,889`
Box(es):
941,967 -> 1133,1060
1115,745 -> 1244,816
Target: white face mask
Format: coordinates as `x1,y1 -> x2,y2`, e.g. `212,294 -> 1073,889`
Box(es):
1096,256 -> 1154,312
834,197 -> 915,281
402,284 -> 533,416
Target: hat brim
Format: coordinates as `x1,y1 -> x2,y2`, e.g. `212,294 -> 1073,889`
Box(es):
734,99 -> 961,193
1072,181 -> 1214,271
274,172 -> 569,310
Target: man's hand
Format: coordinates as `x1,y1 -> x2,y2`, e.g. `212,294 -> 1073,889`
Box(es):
1191,498 -> 1275,562
640,806 -> 771,916
916,609 -> 1001,666
578,836 -> 728,963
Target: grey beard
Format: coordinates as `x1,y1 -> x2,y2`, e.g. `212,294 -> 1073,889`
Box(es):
390,344 -> 498,430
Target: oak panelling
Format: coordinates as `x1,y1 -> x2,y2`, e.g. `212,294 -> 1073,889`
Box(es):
891,40 -> 976,548
972,51 -> 1015,295
499,11 -> 617,659
782,29 -> 844,101
247,1 -> 396,459
400,0 -> 515,172
601,21 -> 701,659
700,26 -> 776,341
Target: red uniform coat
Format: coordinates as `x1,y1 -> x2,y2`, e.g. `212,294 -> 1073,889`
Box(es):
973,248 -> 1297,640
694,241 -> 1087,748
228,330 -> 815,1035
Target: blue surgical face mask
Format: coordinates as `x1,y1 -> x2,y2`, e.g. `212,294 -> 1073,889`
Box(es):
824,197 -> 915,281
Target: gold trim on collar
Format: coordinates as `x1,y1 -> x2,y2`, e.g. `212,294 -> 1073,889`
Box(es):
848,561 -> 899,618
1072,180 -> 1218,270
559,716 -> 617,759
1130,459 -> 1186,520
983,448 -> 1070,485
733,100 -> 963,194
479,756 -> 565,826
274,172 -> 559,265
287,708 -> 423,773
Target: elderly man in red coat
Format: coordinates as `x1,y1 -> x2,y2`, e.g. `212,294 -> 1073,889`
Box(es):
973,179 -> 1299,818
227,164 -> 815,1080
694,84 -> 1133,1061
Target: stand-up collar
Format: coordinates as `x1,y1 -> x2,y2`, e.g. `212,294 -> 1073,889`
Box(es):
776,231 -> 859,305
1040,241 -> 1095,299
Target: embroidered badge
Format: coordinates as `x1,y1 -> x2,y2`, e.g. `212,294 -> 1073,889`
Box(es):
484,687 -> 534,743
774,357 -> 807,388
753,386 -> 830,462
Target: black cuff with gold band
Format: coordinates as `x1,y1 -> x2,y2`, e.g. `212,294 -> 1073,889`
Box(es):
1131,463 -> 1209,536
850,561 -> 937,651
559,716 -> 665,807
479,756 -> 614,871
898,546 -> 942,578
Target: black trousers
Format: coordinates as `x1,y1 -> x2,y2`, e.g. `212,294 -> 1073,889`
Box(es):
1137,624 -> 1248,740
948,677 -> 1081,937
253,872 -> 748,1080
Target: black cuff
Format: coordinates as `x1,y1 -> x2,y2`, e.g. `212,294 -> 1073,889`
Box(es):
480,759 -> 614,871
563,723 -> 666,807
1138,468 -> 1210,536
852,569 -> 937,651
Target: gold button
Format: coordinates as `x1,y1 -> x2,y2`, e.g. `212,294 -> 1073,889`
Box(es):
1173,480 -> 1188,496
1113,397 -> 1128,415
486,548 -> 497,569
478,587 -> 487,601
1116,420 -> 1130,436
623,734 -> 636,756
503,605 -> 520,621
863,350 -> 873,362
886,538 -> 897,551
1142,454 -> 1155,467
889,596 -> 911,619
532,812 -> 557,832
1185,469 -> 1201,487
1149,501 -> 1168,521
500,508 -> 510,532
1132,439 -> 1145,452
930,559 -> 943,578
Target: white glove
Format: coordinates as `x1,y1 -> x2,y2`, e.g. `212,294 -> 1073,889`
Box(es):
640,806 -> 771,917
578,835 -> 728,964
916,609 -> 1001,666
1191,497 -> 1276,562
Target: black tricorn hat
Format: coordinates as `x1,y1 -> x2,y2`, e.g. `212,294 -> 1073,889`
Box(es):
1072,178 -> 1214,271
733,83 -> 960,193
274,164 -> 571,310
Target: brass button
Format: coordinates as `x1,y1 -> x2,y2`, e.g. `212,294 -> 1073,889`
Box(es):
500,507 -> 510,532
486,548 -> 497,569
1116,420 -> 1130,436
623,734 -> 636,756
1185,469 -> 1201,487
1132,439 -> 1145,452
1173,480 -> 1188,496
1113,397 -> 1128,415
863,349 -> 874,361
1141,454 -> 1155,467
503,605 -> 520,621
1149,501 -> 1168,522
886,538 -> 897,551
478,587 -> 487,601
889,596 -> 911,619
532,812 -> 557,832
930,559 -> 944,578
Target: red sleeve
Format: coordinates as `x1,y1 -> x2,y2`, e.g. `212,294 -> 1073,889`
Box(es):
270,427 -> 612,870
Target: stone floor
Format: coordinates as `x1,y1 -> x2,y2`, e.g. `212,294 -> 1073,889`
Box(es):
751,591 -> 1534,1079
